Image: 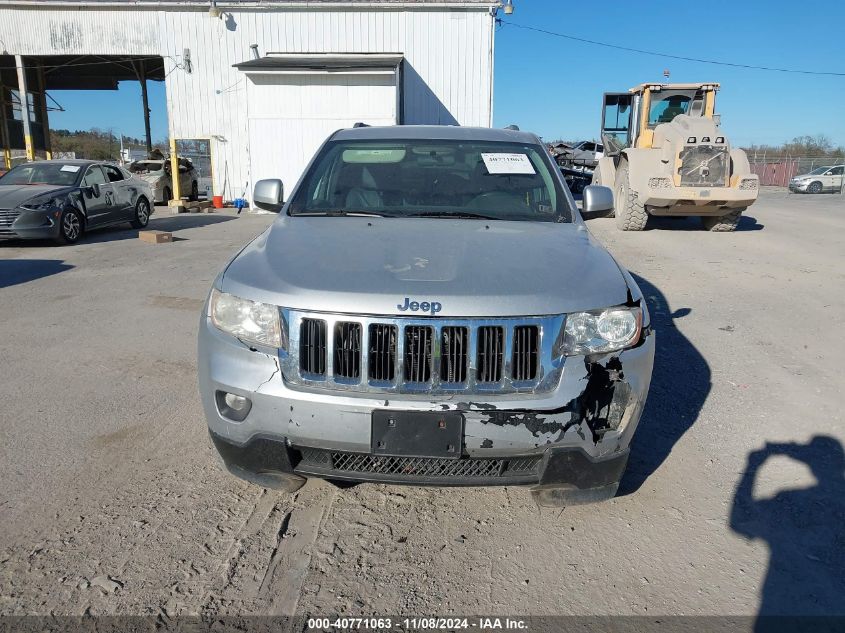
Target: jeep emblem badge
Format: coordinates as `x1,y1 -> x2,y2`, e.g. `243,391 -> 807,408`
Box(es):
397,297 -> 442,315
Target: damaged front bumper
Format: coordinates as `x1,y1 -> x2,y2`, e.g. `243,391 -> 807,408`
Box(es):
198,316 -> 655,491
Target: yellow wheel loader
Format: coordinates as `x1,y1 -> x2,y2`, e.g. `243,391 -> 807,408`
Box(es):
591,83 -> 759,231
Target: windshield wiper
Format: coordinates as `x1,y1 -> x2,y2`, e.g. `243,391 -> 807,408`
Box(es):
404,211 -> 500,220
292,210 -> 389,218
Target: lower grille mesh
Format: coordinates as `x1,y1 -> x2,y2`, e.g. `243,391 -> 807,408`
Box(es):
297,448 -> 541,479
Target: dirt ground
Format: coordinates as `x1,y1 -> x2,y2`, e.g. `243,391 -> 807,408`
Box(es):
1,189 -> 843,621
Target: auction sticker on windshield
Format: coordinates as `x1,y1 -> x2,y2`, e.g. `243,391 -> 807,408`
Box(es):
60,165 -> 81,172
481,153 -> 535,175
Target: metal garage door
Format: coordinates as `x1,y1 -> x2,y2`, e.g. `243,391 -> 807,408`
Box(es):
241,57 -> 401,202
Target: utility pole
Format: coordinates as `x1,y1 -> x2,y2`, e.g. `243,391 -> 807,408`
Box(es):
15,55 -> 34,161
135,60 -> 153,155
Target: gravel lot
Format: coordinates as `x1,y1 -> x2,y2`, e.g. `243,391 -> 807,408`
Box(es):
1,189 -> 843,620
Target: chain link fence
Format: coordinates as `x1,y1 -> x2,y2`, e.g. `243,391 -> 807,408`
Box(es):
747,152 -> 845,188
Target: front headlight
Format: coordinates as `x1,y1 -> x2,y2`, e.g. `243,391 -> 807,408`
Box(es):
21,197 -> 58,211
556,306 -> 642,356
209,289 -> 286,349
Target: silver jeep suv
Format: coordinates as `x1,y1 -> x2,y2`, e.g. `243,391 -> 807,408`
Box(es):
197,125 -> 655,506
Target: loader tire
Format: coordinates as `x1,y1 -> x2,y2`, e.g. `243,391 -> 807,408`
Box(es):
701,208 -> 744,232
614,163 -> 648,231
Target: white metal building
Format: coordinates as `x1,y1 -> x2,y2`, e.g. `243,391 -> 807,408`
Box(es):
0,0 -> 498,201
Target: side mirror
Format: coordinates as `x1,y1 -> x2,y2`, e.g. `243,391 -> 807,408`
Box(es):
582,185 -> 614,214
253,179 -> 284,212
88,183 -> 101,198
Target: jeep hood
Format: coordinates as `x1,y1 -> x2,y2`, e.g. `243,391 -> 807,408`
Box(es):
221,216 -> 631,317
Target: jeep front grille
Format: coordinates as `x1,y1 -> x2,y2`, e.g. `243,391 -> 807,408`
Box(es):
678,144 -> 729,187
512,326 -> 539,381
477,326 -> 504,383
334,322 -> 361,379
441,326 -> 468,383
283,311 -> 563,395
368,324 -> 397,382
299,318 -> 327,376
404,326 -> 433,383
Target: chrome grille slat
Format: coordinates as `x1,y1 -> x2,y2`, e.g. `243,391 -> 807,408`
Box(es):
477,326 -> 503,383
299,318 -> 327,376
441,326 -> 468,383
0,209 -> 22,228
334,322 -> 361,379
282,311 -> 562,396
512,325 -> 539,381
368,323 -> 396,382
404,325 -> 432,383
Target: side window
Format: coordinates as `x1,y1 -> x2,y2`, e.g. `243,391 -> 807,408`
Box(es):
103,165 -> 124,183
581,142 -> 595,153
82,166 -> 107,186
597,144 -> 604,153
831,167 -> 844,176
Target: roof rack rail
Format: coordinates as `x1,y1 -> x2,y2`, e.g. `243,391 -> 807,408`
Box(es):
353,122 -> 370,128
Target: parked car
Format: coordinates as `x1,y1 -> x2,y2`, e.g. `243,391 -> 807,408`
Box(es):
0,160 -> 154,244
555,140 -> 604,169
789,165 -> 844,194
127,157 -> 200,204
197,125 -> 655,507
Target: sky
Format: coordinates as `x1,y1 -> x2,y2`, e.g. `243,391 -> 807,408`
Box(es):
48,0 -> 845,148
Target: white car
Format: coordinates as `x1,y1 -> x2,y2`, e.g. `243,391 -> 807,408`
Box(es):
789,165 -> 844,194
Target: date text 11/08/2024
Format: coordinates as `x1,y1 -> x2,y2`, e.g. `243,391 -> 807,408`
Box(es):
306,617 -> 528,630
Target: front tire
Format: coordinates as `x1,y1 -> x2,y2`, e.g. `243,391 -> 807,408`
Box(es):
613,162 -> 648,231
701,208 -> 744,232
131,197 -> 151,229
807,181 -> 823,194
54,208 -> 83,244
189,181 -> 199,202
162,186 -> 172,205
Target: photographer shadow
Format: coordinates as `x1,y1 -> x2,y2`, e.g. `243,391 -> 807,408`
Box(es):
730,437 -> 845,627
618,274 -> 710,494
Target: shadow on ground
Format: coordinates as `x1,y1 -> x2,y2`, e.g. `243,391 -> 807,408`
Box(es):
581,211 -> 764,232
0,215 -> 238,248
82,214 -> 237,244
647,214 -> 764,232
730,437 -> 845,626
618,273 -> 711,495
0,259 -> 74,288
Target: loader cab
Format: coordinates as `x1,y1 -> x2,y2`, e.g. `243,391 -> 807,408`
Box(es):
600,83 -> 719,154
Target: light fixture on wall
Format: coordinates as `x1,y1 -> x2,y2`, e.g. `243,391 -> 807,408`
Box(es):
502,0 -> 514,14
209,1 -> 222,18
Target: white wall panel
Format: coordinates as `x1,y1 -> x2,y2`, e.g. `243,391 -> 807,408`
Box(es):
0,5 -> 495,199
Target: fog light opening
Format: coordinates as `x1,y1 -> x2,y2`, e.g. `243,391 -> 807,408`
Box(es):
216,390 -> 252,422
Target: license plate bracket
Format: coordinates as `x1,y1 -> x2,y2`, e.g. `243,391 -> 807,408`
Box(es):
371,410 -> 464,459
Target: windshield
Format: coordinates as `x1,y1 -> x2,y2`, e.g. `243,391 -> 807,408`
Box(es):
129,161 -> 164,174
807,167 -> 830,175
0,163 -> 82,186
648,90 -> 701,126
289,139 -> 571,222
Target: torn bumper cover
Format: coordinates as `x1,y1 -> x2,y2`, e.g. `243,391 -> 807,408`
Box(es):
199,314 -> 655,491
210,430 -> 629,489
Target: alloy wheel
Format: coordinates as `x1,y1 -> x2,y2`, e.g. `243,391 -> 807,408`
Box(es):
63,212 -> 81,241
